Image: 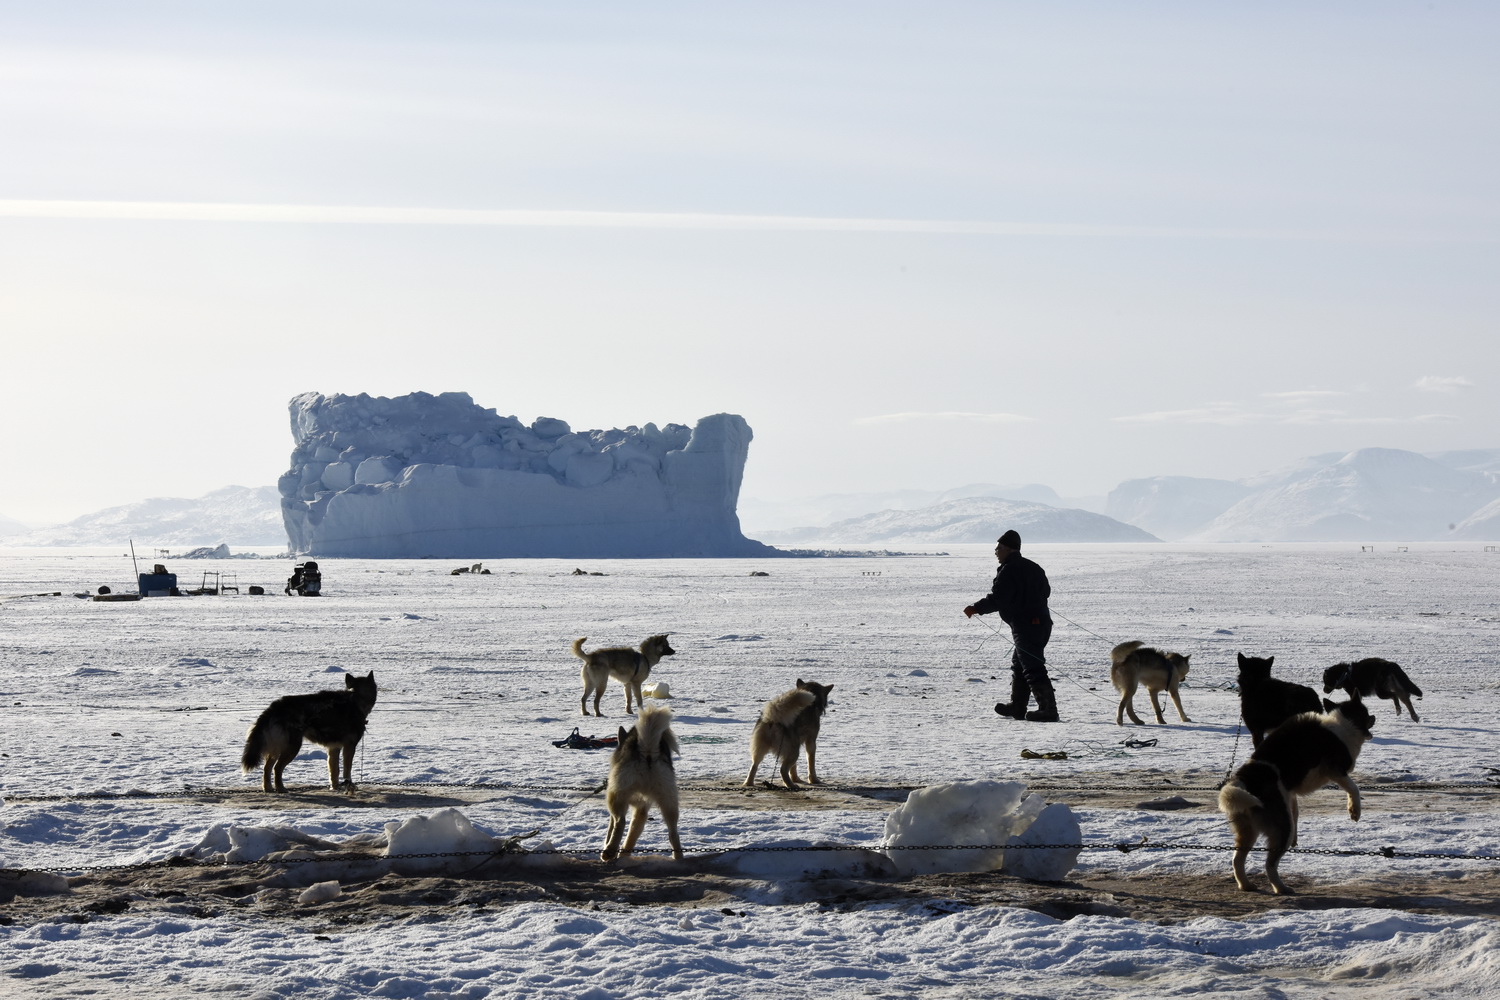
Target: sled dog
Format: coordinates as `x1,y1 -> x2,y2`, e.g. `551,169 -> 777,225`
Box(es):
241,671 -> 377,793
1218,697 -> 1375,895
1236,653 -> 1323,750
600,704 -> 683,861
744,679 -> 834,789
574,634 -> 676,716
1110,640 -> 1192,725
1323,658 -> 1423,722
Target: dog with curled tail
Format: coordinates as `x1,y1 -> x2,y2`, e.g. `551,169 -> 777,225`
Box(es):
600,704 -> 683,861
744,679 -> 833,789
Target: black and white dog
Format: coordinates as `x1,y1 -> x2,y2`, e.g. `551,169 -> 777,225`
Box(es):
1218,697 -> 1375,895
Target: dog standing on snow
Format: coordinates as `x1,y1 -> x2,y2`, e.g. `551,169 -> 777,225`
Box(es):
1218,697 -> 1375,895
241,671 -> 377,793
1110,640 -> 1192,725
1323,658 -> 1424,722
1236,652 -> 1324,750
574,634 -> 676,717
743,679 -> 834,789
600,703 -> 683,862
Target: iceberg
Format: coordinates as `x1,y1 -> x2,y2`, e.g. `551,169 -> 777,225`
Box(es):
278,392 -> 775,558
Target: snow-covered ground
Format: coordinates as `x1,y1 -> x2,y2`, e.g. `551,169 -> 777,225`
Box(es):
2,543 -> 1498,998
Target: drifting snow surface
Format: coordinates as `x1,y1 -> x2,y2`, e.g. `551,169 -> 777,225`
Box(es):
2,543 -> 1500,998
279,391 -> 773,558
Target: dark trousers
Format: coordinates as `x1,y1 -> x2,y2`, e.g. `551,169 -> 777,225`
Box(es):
1010,622 -> 1053,693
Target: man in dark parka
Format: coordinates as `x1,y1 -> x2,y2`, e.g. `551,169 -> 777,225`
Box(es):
963,529 -> 1059,722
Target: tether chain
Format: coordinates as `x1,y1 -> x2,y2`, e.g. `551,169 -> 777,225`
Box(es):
5,838 -> 1498,879
3,776 -> 1495,804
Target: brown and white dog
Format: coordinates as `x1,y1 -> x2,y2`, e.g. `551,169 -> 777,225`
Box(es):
1218,697 -> 1375,895
600,704 -> 683,862
573,634 -> 675,716
1110,640 -> 1192,726
744,679 -> 833,789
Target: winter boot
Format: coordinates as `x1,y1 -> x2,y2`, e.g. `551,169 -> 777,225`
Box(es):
994,677 -> 1031,720
1025,680 -> 1060,723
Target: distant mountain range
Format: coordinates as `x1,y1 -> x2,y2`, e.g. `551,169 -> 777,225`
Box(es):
756,497 -> 1157,545
1106,448 -> 1500,541
4,446 -> 1499,547
5,486 -> 286,547
738,482 -> 1104,532
749,448 -> 1500,544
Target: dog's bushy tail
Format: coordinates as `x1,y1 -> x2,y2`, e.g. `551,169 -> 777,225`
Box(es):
571,637 -> 589,661
631,703 -> 679,759
1110,640 -> 1145,665
1394,663 -> 1423,699
753,689 -> 816,763
760,688 -> 815,727
1217,777 -> 1263,817
241,719 -> 268,772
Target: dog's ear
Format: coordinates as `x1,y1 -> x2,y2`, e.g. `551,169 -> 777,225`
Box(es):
345,673 -> 355,688
618,726 -> 629,742
1322,698 -> 1337,712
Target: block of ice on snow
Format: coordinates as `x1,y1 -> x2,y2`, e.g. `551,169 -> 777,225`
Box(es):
1001,802 -> 1082,882
383,808 -> 507,874
278,391 -> 775,557
881,779 -> 1080,880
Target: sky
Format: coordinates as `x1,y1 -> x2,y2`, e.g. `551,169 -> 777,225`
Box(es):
2,1 -> 1497,524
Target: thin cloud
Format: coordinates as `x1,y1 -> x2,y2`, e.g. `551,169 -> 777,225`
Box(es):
1115,402 -> 1458,427
0,199 -> 1485,242
1414,375 -> 1474,393
1262,389 -> 1349,401
1113,404 -> 1262,426
854,411 -> 1036,426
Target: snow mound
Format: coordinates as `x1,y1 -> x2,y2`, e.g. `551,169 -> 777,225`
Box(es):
279,391 -> 774,557
719,843 -> 899,880
192,824 -> 343,863
297,880 -> 342,904
882,780 -> 1081,880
